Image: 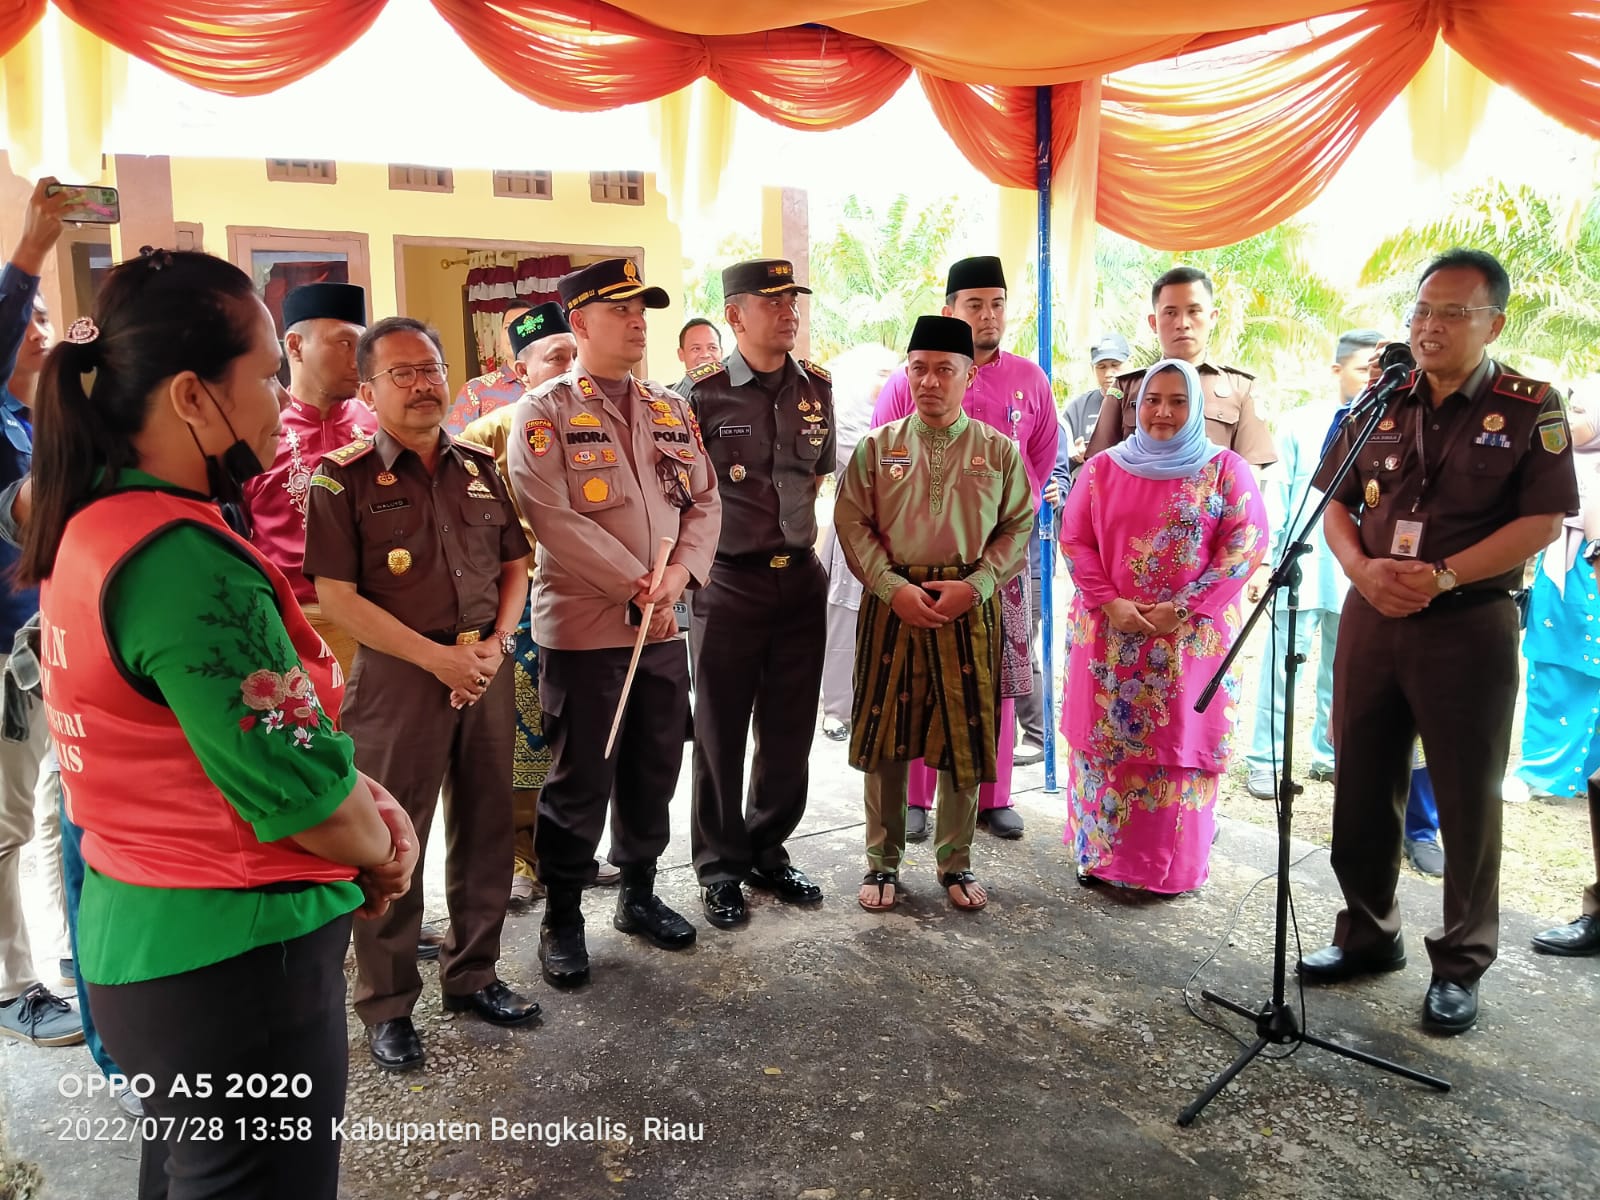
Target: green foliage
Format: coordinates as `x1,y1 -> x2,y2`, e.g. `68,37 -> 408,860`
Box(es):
1359,183 -> 1600,379
682,232 -> 760,326
806,194 -> 969,360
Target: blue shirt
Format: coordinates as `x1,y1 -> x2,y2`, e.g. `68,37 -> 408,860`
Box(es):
0,262 -> 41,642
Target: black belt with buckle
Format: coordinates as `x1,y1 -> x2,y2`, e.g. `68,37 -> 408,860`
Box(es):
423,622 -> 496,645
716,550 -> 813,570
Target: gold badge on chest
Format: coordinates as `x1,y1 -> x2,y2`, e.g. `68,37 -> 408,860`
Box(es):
387,548 -> 412,576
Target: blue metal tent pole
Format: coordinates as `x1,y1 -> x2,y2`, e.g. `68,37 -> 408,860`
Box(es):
1035,85 -> 1059,795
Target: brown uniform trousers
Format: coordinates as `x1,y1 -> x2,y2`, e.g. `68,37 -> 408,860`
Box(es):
1329,592 -> 1519,983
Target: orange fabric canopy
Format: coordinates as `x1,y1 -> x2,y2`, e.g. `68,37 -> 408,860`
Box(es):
2,1 -> 1598,248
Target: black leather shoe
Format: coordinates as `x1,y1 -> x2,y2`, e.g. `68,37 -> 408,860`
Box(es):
1296,937 -> 1407,983
1422,976 -> 1478,1034
746,864 -> 823,904
368,1018 -> 424,1071
443,979 -> 541,1026
614,891 -> 697,950
702,881 -> 749,928
1532,913 -> 1600,956
539,922 -> 590,988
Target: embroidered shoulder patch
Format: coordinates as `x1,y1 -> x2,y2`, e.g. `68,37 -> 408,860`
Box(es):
322,438 -> 374,466
798,359 -> 831,383
308,474 -> 344,495
1538,416 -> 1570,454
688,361 -> 726,383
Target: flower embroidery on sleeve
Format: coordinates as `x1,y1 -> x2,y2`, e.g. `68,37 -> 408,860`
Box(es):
237,668 -> 324,746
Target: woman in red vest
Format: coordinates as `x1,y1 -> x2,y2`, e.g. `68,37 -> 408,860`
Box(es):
18,249 -> 419,1199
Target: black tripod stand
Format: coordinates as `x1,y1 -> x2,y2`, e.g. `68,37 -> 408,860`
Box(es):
1175,382 -> 1451,1126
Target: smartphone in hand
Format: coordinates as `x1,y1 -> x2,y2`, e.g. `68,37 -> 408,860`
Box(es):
44,184 -> 120,225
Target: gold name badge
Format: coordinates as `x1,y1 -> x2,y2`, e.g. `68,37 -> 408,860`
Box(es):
387,548 -> 412,575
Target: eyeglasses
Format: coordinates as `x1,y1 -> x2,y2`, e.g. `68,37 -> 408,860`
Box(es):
1404,303 -> 1502,326
368,362 -> 448,387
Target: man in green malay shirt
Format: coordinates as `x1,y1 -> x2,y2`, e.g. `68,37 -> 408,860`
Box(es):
834,315 -> 1033,914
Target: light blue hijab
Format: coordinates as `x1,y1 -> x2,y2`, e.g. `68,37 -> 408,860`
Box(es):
1106,358 -> 1225,480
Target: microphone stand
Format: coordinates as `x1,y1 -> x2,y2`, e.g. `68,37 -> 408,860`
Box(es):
1175,383 -> 1450,1127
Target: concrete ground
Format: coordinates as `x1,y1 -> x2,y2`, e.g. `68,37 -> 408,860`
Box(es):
2,724 -> 1597,1200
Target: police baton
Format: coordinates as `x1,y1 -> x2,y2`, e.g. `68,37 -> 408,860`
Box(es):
606,535 -> 675,758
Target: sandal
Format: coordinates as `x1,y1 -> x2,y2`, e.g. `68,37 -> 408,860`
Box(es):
858,871 -> 899,912
941,870 -> 988,912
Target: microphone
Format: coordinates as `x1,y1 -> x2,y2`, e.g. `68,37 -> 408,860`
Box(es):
1348,342 -> 1415,423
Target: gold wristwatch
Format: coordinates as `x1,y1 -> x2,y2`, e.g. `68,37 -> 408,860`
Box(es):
1431,561 -> 1457,591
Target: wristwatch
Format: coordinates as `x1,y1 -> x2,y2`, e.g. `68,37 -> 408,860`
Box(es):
1431,561 -> 1457,591
1174,603 -> 1191,622
493,629 -> 517,655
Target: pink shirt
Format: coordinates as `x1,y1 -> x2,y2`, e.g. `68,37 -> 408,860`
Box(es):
245,395 -> 372,604
872,349 -> 1059,501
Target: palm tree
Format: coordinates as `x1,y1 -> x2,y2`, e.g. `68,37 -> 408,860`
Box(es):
806,194 -> 969,360
1359,183 -> 1600,379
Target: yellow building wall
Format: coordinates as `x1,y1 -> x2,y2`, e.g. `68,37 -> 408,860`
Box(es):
164,161 -> 689,382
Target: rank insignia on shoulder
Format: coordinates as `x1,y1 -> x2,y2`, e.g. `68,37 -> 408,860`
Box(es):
799,359 -> 830,383
570,412 -> 602,427
323,438 -> 374,466
1493,373 -> 1549,403
635,379 -> 652,399
688,361 -> 725,383
577,376 -> 597,398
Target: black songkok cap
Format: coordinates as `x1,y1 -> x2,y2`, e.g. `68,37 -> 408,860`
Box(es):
945,255 -> 1006,296
508,302 -> 572,356
906,315 -> 975,359
557,258 -> 670,311
721,258 -> 813,298
282,282 -> 367,329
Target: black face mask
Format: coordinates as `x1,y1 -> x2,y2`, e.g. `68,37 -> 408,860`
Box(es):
190,383 -> 267,536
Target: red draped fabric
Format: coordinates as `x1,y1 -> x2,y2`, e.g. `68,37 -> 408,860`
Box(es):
3,1 -> 1599,246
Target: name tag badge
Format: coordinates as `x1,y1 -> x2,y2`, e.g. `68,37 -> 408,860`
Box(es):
719,424 -> 752,438
1390,518 -> 1426,559
370,498 -> 411,513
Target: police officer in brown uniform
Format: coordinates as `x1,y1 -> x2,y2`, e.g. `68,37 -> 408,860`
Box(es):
506,259 -> 721,989
304,316 -> 540,1071
683,258 -> 834,929
1297,249 -> 1578,1034
1084,266 -> 1277,472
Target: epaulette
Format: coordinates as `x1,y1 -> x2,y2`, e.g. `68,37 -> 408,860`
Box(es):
1214,363 -> 1256,382
638,378 -> 673,400
687,360 -> 726,384
321,437 -> 375,466
798,359 -> 831,383
530,371 -> 573,401
453,437 -> 497,458
1492,371 -> 1551,404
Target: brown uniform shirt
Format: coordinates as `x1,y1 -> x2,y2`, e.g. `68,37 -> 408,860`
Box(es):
302,426 -> 530,634
1085,360 -> 1278,468
459,405 -> 538,582
684,349 -> 835,557
1313,357 -> 1578,592
506,366 -> 722,652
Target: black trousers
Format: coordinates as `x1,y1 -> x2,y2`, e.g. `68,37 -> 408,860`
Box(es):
689,555 -> 827,883
1328,592 -> 1519,984
87,913 -> 354,1200
536,641 -> 690,890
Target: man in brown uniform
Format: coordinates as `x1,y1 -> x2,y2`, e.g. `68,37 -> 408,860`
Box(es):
507,259 -> 721,989
1297,249 -> 1577,1034
304,317 -> 540,1071
1084,265 -> 1277,472
684,258 -> 834,930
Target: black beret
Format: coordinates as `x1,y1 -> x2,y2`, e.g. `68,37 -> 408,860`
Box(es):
906,314 -> 975,359
508,302 -> 572,356
558,258 -> 669,311
722,258 -> 812,298
282,282 -> 366,330
945,255 -> 1006,296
